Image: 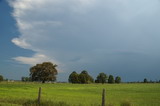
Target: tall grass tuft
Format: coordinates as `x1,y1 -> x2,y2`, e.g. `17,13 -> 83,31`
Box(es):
107,104 -> 114,106
120,101 -> 131,106
23,100 -> 70,106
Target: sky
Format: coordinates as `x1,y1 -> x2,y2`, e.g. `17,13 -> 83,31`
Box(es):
1,0 -> 160,82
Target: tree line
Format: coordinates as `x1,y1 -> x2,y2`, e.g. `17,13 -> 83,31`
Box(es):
1,62 -> 160,83
68,71 -> 121,84
22,62 -> 121,84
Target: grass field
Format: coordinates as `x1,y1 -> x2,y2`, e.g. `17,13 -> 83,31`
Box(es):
0,82 -> 160,106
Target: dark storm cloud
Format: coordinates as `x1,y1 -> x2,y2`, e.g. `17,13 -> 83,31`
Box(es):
10,0 -> 160,81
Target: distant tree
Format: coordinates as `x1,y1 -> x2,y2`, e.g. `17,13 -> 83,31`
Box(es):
68,71 -> 79,83
95,73 -> 108,84
115,76 -> 121,83
0,75 -> 3,82
21,77 -> 30,82
21,77 -> 25,82
144,78 -> 148,83
108,75 -> 115,84
89,75 -> 94,83
30,62 -> 58,83
25,77 -> 30,81
79,70 -> 94,84
5,78 -> 8,81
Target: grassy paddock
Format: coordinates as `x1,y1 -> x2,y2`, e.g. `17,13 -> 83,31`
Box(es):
0,82 -> 160,106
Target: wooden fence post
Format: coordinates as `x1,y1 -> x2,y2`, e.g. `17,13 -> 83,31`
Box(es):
38,87 -> 41,105
102,88 -> 106,106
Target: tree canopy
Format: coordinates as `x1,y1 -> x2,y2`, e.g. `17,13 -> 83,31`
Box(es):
79,70 -> 94,84
30,62 -> 58,83
115,76 -> 121,83
68,70 -> 94,84
108,75 -> 115,84
68,71 -> 79,83
95,73 -> 108,84
144,78 -> 148,83
0,75 -> 3,82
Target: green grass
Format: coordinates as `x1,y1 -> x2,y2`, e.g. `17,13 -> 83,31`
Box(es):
0,82 -> 160,106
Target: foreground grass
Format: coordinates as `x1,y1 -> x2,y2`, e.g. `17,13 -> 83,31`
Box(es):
0,82 -> 160,106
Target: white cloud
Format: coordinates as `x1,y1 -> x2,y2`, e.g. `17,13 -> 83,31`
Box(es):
12,53 -> 63,72
11,37 -> 30,49
9,0 -> 97,66
12,53 -> 57,66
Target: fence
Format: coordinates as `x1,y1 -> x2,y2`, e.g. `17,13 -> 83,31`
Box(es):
37,87 -> 106,106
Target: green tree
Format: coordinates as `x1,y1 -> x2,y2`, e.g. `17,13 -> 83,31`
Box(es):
30,62 -> 58,83
25,77 -> 30,81
21,77 -> 25,82
95,73 -> 108,84
0,75 -> 3,82
79,70 -> 94,84
144,78 -> 148,83
115,76 -> 121,83
21,77 -> 30,82
108,75 -> 115,84
68,71 -> 79,83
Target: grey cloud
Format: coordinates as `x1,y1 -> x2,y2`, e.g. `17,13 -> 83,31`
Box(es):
10,0 -> 160,81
